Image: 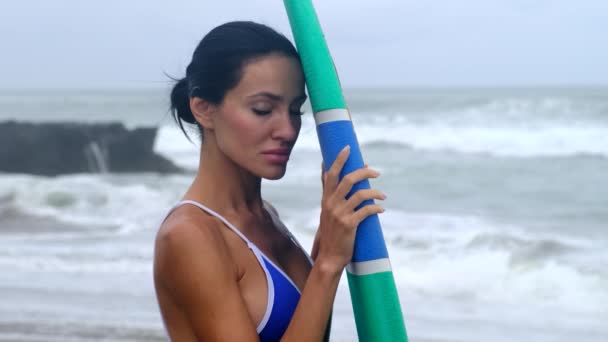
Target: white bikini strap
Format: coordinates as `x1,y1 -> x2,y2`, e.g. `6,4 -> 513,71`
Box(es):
170,199 -> 313,265
172,200 -> 255,248
169,200 -> 277,333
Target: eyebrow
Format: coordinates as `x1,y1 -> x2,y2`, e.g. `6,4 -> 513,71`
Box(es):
248,91 -> 308,103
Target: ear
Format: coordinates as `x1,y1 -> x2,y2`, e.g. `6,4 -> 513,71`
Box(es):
190,97 -> 217,130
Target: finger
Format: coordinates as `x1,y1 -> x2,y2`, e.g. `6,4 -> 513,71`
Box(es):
344,189 -> 386,212
334,167 -> 380,200
325,146 -> 350,191
352,204 -> 385,225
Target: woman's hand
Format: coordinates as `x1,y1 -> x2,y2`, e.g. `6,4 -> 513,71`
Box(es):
313,146 -> 386,274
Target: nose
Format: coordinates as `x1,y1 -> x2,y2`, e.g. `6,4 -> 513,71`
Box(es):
271,111 -> 300,144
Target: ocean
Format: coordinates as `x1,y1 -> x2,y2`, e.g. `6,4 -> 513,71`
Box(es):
0,87 -> 606,341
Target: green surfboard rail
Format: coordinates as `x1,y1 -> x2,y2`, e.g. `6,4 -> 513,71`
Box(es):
283,1 -> 409,341
347,271 -> 408,341
283,0 -> 346,112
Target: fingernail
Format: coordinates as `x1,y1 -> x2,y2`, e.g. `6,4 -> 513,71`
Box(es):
343,145 -> 350,151
382,193 -> 387,199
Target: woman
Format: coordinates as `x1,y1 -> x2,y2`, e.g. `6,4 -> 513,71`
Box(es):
154,21 -> 386,342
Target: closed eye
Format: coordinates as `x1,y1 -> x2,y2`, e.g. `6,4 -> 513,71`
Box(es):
252,108 -> 272,116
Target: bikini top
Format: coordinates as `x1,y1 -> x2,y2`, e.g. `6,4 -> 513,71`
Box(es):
168,200 -> 313,342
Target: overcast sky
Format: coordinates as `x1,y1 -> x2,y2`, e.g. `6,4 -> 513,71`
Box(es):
1,0 -> 607,89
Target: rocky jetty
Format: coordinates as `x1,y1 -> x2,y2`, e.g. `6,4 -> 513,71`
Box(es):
0,121 -> 183,175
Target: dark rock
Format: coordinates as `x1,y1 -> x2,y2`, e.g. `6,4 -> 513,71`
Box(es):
0,121 -> 183,175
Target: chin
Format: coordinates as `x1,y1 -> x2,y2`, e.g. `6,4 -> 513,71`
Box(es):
263,171 -> 287,181
260,166 -> 288,180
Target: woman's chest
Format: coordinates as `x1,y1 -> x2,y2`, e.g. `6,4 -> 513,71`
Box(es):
224,229 -> 312,328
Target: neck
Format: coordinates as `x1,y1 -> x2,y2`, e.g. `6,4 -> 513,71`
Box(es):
184,134 -> 264,217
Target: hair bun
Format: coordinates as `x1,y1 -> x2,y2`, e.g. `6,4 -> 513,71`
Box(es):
170,78 -> 196,124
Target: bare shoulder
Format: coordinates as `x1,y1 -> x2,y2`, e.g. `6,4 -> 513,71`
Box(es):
156,205 -> 225,250
153,206 -> 260,340
154,205 -> 236,293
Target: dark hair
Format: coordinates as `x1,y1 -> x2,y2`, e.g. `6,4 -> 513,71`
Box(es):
170,21 -> 301,141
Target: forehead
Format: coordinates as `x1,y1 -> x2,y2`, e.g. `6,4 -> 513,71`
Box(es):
230,54 -> 305,99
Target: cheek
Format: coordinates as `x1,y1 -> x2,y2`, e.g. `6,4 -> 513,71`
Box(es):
227,116 -> 254,136
216,109 -> 265,148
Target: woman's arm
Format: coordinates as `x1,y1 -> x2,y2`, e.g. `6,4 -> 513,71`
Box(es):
154,216 -> 260,341
280,261 -> 340,342
154,146 -> 383,342
282,146 -> 385,341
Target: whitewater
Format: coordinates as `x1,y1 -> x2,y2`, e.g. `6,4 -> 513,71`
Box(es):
0,86 -> 606,341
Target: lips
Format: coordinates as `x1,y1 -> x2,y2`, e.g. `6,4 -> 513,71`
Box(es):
262,148 -> 290,155
262,148 -> 291,164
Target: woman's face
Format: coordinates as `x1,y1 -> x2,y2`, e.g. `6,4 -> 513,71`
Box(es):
212,54 -> 306,180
